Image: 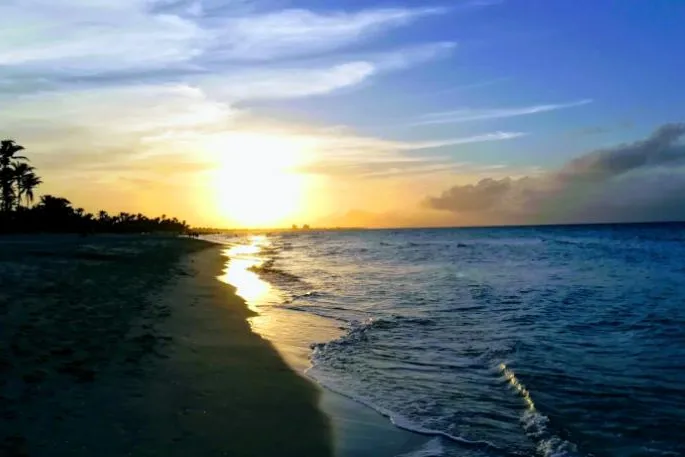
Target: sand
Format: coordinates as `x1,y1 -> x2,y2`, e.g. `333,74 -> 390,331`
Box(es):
240,297 -> 431,457
0,235 -> 331,456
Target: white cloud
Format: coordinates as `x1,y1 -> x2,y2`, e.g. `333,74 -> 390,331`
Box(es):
0,0 -> 457,113
413,99 -> 593,125
396,132 -> 526,150
304,130 -> 523,156
202,62 -> 377,101
0,84 -> 235,152
0,0 -> 459,147
198,42 -> 456,101
0,1 -> 444,74
210,7 -> 444,61
373,42 -> 457,71
0,0 -> 472,192
288,128 -> 525,179
0,1 -> 204,70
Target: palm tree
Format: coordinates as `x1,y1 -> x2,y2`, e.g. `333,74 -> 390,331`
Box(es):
0,139 -> 28,212
13,163 -> 42,208
21,173 -> 42,208
37,195 -> 73,215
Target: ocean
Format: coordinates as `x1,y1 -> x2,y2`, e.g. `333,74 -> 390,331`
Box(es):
209,224 -> 685,457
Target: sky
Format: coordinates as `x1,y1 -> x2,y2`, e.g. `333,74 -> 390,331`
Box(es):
2,0 -> 685,228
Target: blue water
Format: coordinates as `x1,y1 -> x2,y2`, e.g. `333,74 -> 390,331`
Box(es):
219,224 -> 685,457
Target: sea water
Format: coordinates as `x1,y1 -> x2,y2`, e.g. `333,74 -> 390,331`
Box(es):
210,224 -> 685,457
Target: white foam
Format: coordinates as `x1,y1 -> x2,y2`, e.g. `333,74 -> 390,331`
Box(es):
500,364 -> 582,457
306,364 -> 501,451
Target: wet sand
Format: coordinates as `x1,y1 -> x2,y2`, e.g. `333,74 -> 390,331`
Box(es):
246,306 -> 431,456
0,235 -> 331,456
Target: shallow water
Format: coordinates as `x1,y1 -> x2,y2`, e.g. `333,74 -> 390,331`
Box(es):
211,224 -> 685,457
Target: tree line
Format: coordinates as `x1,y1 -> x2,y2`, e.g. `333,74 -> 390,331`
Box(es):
0,139 -> 189,234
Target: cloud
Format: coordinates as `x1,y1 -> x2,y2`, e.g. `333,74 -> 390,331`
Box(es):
413,99 -> 592,126
0,0 -> 484,224
308,130 -> 524,154
0,2 -> 444,78
425,123 -> 685,224
371,42 -> 456,71
295,130 -> 524,178
0,0 -> 459,167
200,42 -> 456,101
204,62 -> 377,101
0,1 -> 457,135
398,132 -> 526,149
1,83 -> 525,190
0,1 -> 203,71
207,7 -> 444,62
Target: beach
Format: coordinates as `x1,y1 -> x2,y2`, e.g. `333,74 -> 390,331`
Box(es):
0,235 -> 331,456
6,226 -> 681,457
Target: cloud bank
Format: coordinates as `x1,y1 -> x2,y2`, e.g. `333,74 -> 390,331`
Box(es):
425,124 -> 685,224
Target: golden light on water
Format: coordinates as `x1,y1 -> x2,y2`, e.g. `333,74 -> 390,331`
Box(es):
219,237 -> 273,312
499,363 -> 536,411
217,236 -> 288,356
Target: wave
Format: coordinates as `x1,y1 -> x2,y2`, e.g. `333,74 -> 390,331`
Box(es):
308,316 -> 435,346
307,317 -> 505,454
306,364 -> 503,453
499,363 -> 582,457
247,258 -> 303,284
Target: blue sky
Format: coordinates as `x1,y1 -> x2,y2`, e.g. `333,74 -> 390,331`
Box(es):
252,0 -> 685,168
1,0 -> 684,226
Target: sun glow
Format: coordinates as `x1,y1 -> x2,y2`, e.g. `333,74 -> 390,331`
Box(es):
205,133 -> 312,227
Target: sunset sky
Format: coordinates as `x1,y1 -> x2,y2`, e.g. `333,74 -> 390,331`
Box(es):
2,1 -> 685,228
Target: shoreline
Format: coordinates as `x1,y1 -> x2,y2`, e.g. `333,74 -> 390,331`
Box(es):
212,237 -> 432,457
126,243 -> 333,456
1,235 -> 332,456
241,301 -> 431,457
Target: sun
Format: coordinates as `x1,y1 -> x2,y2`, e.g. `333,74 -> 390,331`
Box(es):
204,132 -> 311,227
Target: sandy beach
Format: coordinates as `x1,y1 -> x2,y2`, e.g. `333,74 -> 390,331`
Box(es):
0,235 -> 331,456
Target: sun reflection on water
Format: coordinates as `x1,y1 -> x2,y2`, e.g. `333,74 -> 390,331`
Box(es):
215,233 -> 349,370
218,235 -> 276,314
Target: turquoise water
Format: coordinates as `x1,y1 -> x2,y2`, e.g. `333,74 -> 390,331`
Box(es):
218,224 -> 685,457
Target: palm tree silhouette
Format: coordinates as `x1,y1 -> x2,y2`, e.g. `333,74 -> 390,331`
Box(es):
13,162 -> 42,208
0,137 -> 189,234
22,173 -> 42,208
0,139 -> 28,212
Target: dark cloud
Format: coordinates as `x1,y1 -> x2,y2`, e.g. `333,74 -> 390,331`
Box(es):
425,123 -> 685,224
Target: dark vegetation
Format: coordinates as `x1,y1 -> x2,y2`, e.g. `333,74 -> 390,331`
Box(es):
0,139 -> 189,234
